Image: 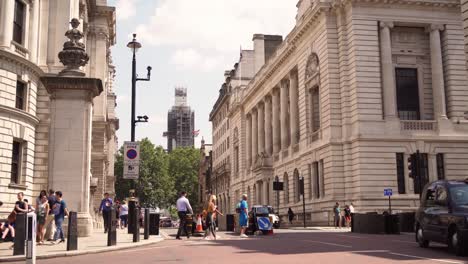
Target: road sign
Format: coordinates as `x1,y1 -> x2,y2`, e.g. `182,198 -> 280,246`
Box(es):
384,188 -> 393,197
123,141 -> 140,180
257,217 -> 272,231
273,182 -> 284,191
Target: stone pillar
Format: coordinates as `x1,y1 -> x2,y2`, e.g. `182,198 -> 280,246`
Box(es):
379,21 -> 398,119
251,109 -> 258,164
262,180 -> 269,206
289,72 -> 299,145
280,81 -> 289,150
264,97 -> 273,156
246,114 -> 252,168
41,76 -> 102,237
272,89 -> 281,154
0,0 -> 14,48
428,24 -> 448,120
29,0 -> 40,63
257,103 -> 265,155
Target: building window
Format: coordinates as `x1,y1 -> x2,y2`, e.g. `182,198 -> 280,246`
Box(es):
396,153 -> 406,194
310,87 -> 320,132
436,153 -> 445,180
283,172 -> 289,204
294,169 -> 300,203
319,160 -> 325,197
396,68 -> 420,120
13,0 -> 25,44
312,162 -> 320,199
10,140 -> 22,184
16,80 -> 26,110
413,153 -> 429,194
234,146 -> 239,174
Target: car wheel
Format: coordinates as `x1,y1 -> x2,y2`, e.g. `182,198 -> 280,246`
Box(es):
448,228 -> 466,256
416,226 -> 429,248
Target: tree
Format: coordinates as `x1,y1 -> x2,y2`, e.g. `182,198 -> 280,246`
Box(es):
168,147 -> 200,211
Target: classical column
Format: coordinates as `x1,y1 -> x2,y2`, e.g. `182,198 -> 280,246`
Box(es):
280,80 -> 289,150
272,89 -> 281,154
252,108 -> 258,163
29,0 -> 40,63
428,24 -> 448,119
289,71 -> 299,145
257,102 -> 265,155
379,21 -> 398,119
0,0 -> 14,48
246,114 -> 252,168
264,96 -> 273,156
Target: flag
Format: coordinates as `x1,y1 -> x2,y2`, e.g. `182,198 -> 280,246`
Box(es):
192,129 -> 200,137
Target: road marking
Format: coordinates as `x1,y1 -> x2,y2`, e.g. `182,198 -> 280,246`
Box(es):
389,252 -> 465,264
304,240 -> 352,248
336,234 -> 363,239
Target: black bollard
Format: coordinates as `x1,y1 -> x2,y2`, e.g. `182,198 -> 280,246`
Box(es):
128,200 -> 135,234
13,213 -> 27,255
133,207 -> 140,242
144,208 -> 150,240
149,213 -> 160,236
108,207 -> 117,246
67,212 -> 78,251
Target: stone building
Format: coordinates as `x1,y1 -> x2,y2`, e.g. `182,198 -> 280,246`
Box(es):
197,138 -> 212,209
166,87 -> 195,152
211,0 -> 468,225
0,0 -> 117,233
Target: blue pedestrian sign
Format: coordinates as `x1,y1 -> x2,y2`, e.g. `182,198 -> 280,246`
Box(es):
257,217 -> 272,231
384,188 -> 393,197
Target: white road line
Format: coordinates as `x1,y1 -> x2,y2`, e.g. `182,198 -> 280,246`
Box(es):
389,252 -> 465,264
336,234 -> 363,239
304,240 -> 352,248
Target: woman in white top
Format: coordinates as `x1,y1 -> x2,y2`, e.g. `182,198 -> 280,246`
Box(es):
119,201 -> 129,229
36,195 -> 50,245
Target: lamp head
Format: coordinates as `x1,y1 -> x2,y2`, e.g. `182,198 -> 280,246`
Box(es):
127,33 -> 142,54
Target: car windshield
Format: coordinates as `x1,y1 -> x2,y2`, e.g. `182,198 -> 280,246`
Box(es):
254,207 -> 269,214
450,184 -> 468,206
268,207 -> 275,214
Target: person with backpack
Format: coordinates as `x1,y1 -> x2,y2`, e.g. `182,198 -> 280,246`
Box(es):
52,191 -> 69,244
238,194 -> 249,238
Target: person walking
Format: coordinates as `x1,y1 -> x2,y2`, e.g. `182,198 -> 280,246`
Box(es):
119,201 -> 128,229
288,208 -> 295,225
344,205 -> 351,228
176,191 -> 193,240
333,202 -> 341,229
36,195 -> 49,245
99,193 -> 113,233
203,195 -> 223,240
239,194 -> 249,238
44,189 -> 56,241
52,191 -> 69,244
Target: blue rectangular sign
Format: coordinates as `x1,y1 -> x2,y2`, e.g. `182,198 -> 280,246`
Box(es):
384,189 -> 393,196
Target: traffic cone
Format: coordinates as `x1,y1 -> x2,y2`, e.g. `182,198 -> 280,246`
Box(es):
196,215 -> 203,232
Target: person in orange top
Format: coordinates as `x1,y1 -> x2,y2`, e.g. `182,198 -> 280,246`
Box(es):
203,195 -> 223,240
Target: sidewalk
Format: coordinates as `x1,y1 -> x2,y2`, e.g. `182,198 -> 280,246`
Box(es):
0,228 -> 164,262
287,226 -> 352,232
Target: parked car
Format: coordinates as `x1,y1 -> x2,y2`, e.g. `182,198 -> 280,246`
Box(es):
415,179 -> 468,256
267,206 -> 281,229
159,217 -> 173,228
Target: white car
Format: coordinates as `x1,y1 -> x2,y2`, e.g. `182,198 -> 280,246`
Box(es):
267,206 -> 280,228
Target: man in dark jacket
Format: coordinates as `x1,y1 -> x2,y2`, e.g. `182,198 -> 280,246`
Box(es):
99,193 -> 113,233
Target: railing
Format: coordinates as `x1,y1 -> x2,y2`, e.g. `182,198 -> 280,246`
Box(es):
400,120 -> 437,131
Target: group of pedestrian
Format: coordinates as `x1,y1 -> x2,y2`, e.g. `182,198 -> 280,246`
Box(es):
333,202 -> 354,228
99,193 -> 129,231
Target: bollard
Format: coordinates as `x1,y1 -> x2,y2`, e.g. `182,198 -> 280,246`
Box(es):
26,213 -> 36,264
67,212 -> 78,251
108,207 -> 117,246
133,207 -> 140,242
149,213 -> 160,236
13,213 -> 27,256
128,200 -> 136,234
144,208 -> 150,240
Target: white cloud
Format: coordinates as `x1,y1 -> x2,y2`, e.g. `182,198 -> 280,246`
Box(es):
115,0 -> 139,20
135,0 -> 296,71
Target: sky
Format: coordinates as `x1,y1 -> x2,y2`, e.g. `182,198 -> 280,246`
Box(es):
110,0 -> 297,149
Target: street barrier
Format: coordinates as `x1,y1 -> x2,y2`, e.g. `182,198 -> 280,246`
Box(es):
13,213 -> 27,256
67,212 -> 78,251
107,208 -> 117,246
26,213 -> 36,264
149,213 -> 160,235
133,207 -> 140,242
144,208 -> 150,240
352,213 -> 401,234
226,214 -> 235,232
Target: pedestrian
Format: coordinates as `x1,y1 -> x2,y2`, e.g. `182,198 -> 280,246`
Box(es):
203,195 -> 223,240
344,205 -> 351,228
35,190 -> 47,211
52,191 -> 69,244
115,200 -> 121,228
288,207 -> 295,224
349,203 -> 355,214
333,202 -> 341,229
119,201 -> 128,229
238,194 -> 249,238
175,191 -> 193,240
15,192 -> 28,214
23,199 -> 35,212
99,193 -> 113,233
36,194 -> 49,245
44,189 -> 56,241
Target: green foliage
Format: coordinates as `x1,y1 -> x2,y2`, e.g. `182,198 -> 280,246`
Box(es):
114,139 -> 199,211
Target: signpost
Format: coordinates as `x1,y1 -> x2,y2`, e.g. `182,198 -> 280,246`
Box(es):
384,188 -> 393,214
273,177 -> 283,217
123,141 -> 140,180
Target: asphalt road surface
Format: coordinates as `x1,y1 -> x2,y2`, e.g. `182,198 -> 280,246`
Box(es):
11,229 -> 468,264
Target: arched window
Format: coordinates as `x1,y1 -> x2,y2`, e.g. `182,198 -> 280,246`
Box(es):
294,169 -> 300,203
283,172 -> 289,204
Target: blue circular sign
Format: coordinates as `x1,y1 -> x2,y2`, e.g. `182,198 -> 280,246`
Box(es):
126,149 -> 138,159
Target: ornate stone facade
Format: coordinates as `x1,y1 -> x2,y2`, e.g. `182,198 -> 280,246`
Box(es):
212,0 -> 468,225
0,0 -> 117,230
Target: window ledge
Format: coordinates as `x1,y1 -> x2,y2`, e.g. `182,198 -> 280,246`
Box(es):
0,105 -> 39,126
8,183 -> 27,190
11,41 -> 29,58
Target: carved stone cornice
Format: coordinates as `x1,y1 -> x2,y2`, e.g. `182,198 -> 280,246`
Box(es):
425,24 -> 445,33
0,50 -> 44,78
0,105 -> 40,126
380,21 -> 394,29
40,75 -> 103,98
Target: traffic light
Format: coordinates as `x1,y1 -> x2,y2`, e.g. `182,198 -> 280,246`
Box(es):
408,153 -> 416,178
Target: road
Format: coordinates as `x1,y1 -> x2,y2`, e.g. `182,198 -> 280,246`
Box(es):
11,229 -> 468,264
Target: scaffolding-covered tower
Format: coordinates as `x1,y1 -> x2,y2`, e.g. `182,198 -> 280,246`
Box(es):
166,87 -> 195,152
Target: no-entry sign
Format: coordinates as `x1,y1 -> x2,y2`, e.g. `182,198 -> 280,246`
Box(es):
123,141 -> 140,180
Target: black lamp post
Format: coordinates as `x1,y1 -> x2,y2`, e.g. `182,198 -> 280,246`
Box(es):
126,33 -> 151,238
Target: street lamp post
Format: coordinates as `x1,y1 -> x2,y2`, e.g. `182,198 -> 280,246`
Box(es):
126,33 -> 151,237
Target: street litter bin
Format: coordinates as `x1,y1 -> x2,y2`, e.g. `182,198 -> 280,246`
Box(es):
385,214 -> 400,234
149,213 -> 160,235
